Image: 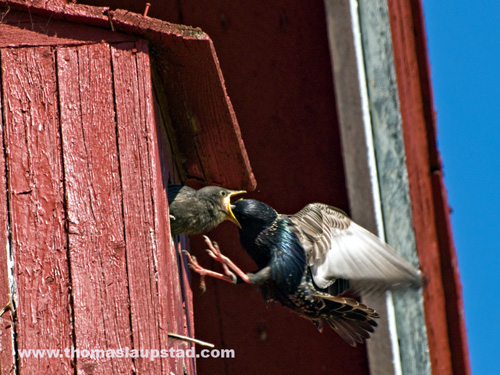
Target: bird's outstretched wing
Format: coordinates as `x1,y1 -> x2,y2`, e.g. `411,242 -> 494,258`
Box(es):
288,203 -> 421,292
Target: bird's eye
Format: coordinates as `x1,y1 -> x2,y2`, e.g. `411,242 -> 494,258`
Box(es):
220,191 -> 227,197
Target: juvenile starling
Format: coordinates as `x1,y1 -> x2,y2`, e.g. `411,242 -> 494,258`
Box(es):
185,199 -> 421,346
168,185 -> 246,236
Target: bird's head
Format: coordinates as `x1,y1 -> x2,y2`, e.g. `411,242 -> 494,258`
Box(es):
197,186 -> 246,228
230,199 -> 278,231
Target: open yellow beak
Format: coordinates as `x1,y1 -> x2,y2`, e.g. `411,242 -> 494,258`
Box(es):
223,190 -> 246,228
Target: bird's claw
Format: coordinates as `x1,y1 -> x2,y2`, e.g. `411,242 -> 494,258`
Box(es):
203,236 -> 252,284
182,248 -> 237,289
204,240 -> 238,283
182,250 -> 206,293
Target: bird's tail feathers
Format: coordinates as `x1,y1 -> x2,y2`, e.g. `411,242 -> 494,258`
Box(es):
315,293 -> 379,347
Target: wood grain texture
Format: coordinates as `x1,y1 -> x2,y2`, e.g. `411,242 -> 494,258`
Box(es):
111,8 -> 255,190
57,44 -> 134,374
0,11 -> 136,49
409,1 -> 471,372
0,59 -> 14,375
1,47 -> 72,374
146,45 -> 197,374
0,2 -> 256,191
0,4 -> 257,373
111,40 -> 171,375
0,0 -> 110,26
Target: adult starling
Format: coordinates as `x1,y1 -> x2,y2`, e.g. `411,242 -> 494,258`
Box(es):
168,185 -> 246,236
185,199 -> 421,346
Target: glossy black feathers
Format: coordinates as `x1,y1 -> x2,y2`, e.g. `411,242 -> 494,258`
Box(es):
231,199 -> 306,293
231,198 -> 420,346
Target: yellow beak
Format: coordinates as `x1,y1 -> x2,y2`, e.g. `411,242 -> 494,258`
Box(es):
223,190 -> 246,228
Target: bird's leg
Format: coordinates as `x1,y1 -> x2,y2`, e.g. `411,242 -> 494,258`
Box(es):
182,250 -> 237,292
246,266 -> 271,285
203,236 -> 252,284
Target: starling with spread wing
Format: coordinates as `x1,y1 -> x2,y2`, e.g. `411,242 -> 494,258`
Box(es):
168,185 -> 246,236
185,198 -> 421,346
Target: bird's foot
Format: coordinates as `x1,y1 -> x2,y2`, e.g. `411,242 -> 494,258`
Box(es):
182,250 -> 237,293
203,236 -> 252,284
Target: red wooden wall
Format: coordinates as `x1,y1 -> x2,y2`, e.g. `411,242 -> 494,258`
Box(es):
387,1 -> 471,374
0,16 -> 195,375
79,2 -> 470,375
82,1 -> 368,374
3,1 -> 468,375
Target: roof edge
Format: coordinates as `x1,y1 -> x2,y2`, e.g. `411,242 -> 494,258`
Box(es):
0,0 -> 208,39
0,0 -> 256,190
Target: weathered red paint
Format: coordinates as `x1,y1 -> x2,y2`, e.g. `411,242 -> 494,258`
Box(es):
0,11 -> 136,48
77,2 -> 469,375
387,1 -> 471,375
108,9 -> 256,190
58,43 -> 135,374
1,46 -> 73,374
110,39 -> 195,374
113,2 -> 368,375
0,1 -> 256,190
0,82 -> 14,375
112,41 -> 166,374
0,3 -> 251,373
0,1 -> 469,375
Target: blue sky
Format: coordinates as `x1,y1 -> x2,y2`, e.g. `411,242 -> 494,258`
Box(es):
422,1 -> 500,374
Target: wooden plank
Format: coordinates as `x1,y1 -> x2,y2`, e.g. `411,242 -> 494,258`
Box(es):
407,2 -> 471,374
150,81 -> 197,373
111,40 -> 170,374
57,44 -> 134,374
386,1 -> 458,374
140,41 -> 197,374
0,55 -> 14,375
0,2 -> 256,190
431,170 -> 470,375
1,47 -> 72,373
111,9 -> 256,190
0,11 -> 136,49
0,0 -> 112,27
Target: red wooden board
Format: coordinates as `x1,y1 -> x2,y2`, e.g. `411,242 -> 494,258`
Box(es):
0,3 -> 264,374
57,43 -> 135,374
111,40 -> 195,374
0,11 -> 137,48
0,2 -> 256,191
110,9 -> 255,190
0,57 -> 14,375
111,40 -> 165,375
387,1 -> 471,374
1,46 -> 73,373
117,2 -> 366,375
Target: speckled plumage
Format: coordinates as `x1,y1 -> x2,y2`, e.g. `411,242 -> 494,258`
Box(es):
232,199 -> 420,346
